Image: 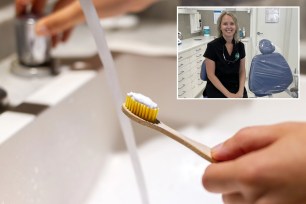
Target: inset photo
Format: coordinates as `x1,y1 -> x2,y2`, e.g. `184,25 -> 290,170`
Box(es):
177,7 -> 299,99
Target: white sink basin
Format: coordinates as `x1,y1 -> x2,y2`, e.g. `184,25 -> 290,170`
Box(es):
0,52 -> 304,203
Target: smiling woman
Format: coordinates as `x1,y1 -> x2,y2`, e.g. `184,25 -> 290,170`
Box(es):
203,11 -> 247,98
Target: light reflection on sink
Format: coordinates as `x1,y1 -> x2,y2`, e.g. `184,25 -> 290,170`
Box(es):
0,54 -> 100,108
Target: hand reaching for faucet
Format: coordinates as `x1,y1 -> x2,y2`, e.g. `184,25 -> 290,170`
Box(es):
15,0 -> 157,47
203,122 -> 306,204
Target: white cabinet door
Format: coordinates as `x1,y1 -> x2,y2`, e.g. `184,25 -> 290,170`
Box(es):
178,44 -> 207,98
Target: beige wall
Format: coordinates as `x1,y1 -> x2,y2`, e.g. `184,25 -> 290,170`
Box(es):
178,10 -> 250,39
179,0 -> 306,40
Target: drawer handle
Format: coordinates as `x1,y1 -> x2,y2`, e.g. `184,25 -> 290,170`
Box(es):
178,84 -> 185,89
178,91 -> 186,97
178,70 -> 184,75
178,77 -> 185,82
178,56 -> 183,60
179,63 -> 184,68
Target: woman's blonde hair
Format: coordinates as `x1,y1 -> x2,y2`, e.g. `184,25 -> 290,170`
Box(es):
217,11 -> 240,43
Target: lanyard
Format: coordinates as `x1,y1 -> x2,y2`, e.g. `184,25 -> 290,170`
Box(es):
222,45 -> 240,64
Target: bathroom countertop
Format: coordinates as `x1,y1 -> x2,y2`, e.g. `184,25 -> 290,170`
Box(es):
52,19 -> 177,58
0,55 -> 97,145
0,55 -> 54,106
105,20 -> 176,57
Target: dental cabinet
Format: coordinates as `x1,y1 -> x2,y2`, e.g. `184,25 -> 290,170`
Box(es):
177,36 -> 214,98
178,44 -> 205,98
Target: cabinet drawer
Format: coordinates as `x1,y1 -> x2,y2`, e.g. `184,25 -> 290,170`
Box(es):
178,78 -> 191,98
193,46 -> 204,54
193,45 -> 206,55
178,72 -> 188,84
178,50 -> 193,61
177,42 -> 209,98
178,59 -> 190,69
178,68 -> 193,82
194,58 -> 204,67
194,53 -> 203,60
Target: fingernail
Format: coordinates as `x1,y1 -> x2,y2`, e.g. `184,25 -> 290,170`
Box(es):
212,143 -> 223,154
211,143 -> 228,160
35,24 -> 50,36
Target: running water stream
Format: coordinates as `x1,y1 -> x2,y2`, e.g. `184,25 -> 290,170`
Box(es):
78,1 -> 150,203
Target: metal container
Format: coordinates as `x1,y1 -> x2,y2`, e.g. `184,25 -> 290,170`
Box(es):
15,14 -> 51,67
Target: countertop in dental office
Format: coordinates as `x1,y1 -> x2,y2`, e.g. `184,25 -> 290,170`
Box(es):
178,36 -> 251,54
0,19 -> 177,145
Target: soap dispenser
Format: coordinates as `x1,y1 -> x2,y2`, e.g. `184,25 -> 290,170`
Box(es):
239,28 -> 243,38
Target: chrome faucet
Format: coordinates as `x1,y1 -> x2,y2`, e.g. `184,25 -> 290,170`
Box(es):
15,14 -> 51,67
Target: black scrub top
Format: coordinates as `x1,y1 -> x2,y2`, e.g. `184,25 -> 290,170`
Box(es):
203,36 -> 247,98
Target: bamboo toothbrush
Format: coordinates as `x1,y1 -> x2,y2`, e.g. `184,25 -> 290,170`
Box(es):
122,92 -> 215,163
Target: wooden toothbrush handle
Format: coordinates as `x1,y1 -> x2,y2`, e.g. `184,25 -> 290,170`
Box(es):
121,104 -> 214,162
156,122 -> 215,163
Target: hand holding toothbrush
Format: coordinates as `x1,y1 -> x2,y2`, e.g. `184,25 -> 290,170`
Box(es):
203,122 -> 306,204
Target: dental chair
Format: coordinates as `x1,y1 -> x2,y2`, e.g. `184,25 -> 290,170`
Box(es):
248,39 -> 294,97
